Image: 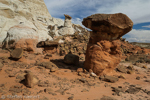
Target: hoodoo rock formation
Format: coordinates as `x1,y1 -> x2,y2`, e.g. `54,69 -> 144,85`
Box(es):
49,14 -> 75,38
82,13 -> 133,76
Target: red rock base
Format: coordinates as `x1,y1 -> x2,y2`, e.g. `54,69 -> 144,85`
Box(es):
84,40 -> 122,76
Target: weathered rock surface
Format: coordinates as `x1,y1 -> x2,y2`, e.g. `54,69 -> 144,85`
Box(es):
83,13 -> 133,76
25,72 -> 39,88
84,40 -> 122,75
10,48 -> 23,59
82,13 -> 133,41
0,0 -> 64,44
14,39 -> 42,53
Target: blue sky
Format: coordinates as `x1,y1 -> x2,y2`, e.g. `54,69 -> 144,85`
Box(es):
44,0 -> 150,43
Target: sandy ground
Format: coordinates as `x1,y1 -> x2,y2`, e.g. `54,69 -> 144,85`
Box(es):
0,48 -> 150,100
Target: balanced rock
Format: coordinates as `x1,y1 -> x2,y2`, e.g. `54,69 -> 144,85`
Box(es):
82,13 -> 133,41
58,14 -> 75,35
83,13 -> 133,76
25,72 -> 39,88
10,48 -> 23,59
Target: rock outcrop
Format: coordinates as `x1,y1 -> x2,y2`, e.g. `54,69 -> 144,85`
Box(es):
83,13 -> 133,76
0,0 -> 64,44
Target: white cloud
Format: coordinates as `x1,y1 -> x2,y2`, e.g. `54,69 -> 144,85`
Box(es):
44,0 -> 150,24
124,29 -> 150,43
72,18 -> 82,26
44,0 -> 150,43
142,25 -> 150,28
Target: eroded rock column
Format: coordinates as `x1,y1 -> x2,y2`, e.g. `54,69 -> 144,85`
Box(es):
58,14 -> 74,35
82,13 -> 133,76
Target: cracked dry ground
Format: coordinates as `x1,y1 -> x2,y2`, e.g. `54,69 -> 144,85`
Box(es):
0,48 -> 150,100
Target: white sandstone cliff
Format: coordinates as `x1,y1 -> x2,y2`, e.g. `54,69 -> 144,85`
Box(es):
0,0 -> 64,44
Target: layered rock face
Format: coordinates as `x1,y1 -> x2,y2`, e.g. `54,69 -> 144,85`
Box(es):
0,0 -> 64,45
83,13 -> 133,76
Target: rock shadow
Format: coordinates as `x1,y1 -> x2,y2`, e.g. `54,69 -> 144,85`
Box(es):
50,59 -> 84,71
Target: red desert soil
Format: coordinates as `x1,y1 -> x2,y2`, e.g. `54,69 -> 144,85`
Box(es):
0,48 -> 150,100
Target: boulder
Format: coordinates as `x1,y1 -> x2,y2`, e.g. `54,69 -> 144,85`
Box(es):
82,13 -> 133,41
83,13 -> 133,76
25,72 -> 39,88
64,54 -> 79,65
10,48 -> 24,59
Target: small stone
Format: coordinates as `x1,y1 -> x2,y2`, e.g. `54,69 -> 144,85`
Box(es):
0,62 -> 3,71
50,67 -> 58,72
117,65 -> 127,73
9,87 -> 22,93
89,69 -> 93,73
78,72 -> 83,76
79,78 -> 87,83
10,48 -> 24,59
102,75 -> 119,83
25,72 -> 39,88
136,76 -> 140,80
9,73 -> 16,77
127,65 -> 134,70
44,88 -> 53,93
127,70 -> 134,74
55,89 -> 68,95
48,92 -> 57,96
77,68 -> 83,73
147,91 -> 150,95
0,84 -> 4,87
16,73 -> 25,80
118,75 -> 126,79
39,96 -> 49,100
81,88 -> 89,92
100,96 -> 117,100
68,96 -> 74,100
44,54 -> 52,59
142,65 -> 147,69
125,87 -> 141,94
90,72 -> 97,77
